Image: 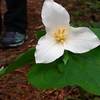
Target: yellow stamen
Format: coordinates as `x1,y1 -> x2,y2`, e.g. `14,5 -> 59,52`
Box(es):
54,27 -> 69,44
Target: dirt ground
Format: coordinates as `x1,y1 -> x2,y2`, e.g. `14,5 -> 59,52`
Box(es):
0,0 -> 100,100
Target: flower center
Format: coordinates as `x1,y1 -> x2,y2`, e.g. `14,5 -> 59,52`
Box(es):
54,27 -> 68,44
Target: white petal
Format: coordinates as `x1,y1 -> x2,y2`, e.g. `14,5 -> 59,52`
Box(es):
64,27 -> 100,53
42,0 -> 70,29
35,35 -> 64,63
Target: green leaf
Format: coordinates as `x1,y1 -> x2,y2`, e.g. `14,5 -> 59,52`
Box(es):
28,47 -> 100,95
63,51 -> 69,65
91,28 -> 100,39
36,30 -> 46,39
0,48 -> 35,77
66,47 -> 100,95
57,63 -> 65,73
28,62 -> 67,89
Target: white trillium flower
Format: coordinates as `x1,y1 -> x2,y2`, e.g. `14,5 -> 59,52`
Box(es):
35,0 -> 100,63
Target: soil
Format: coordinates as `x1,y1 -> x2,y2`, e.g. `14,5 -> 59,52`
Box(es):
0,0 -> 100,100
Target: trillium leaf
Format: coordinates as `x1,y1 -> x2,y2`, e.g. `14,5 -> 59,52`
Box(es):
91,28 -> 100,39
63,51 -> 69,65
36,30 -> 46,39
28,57 -> 68,89
66,47 -> 100,95
57,63 -> 66,73
28,47 -> 100,95
0,48 -> 35,77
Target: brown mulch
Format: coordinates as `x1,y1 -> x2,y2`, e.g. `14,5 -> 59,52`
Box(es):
0,0 -> 100,100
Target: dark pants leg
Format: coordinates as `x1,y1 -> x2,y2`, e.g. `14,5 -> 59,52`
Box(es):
4,0 -> 27,34
0,13 -> 2,34
0,0 -> 2,34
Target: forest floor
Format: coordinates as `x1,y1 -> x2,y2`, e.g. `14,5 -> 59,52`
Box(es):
0,0 -> 100,100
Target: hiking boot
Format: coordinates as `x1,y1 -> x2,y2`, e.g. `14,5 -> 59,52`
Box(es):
0,32 -> 28,47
